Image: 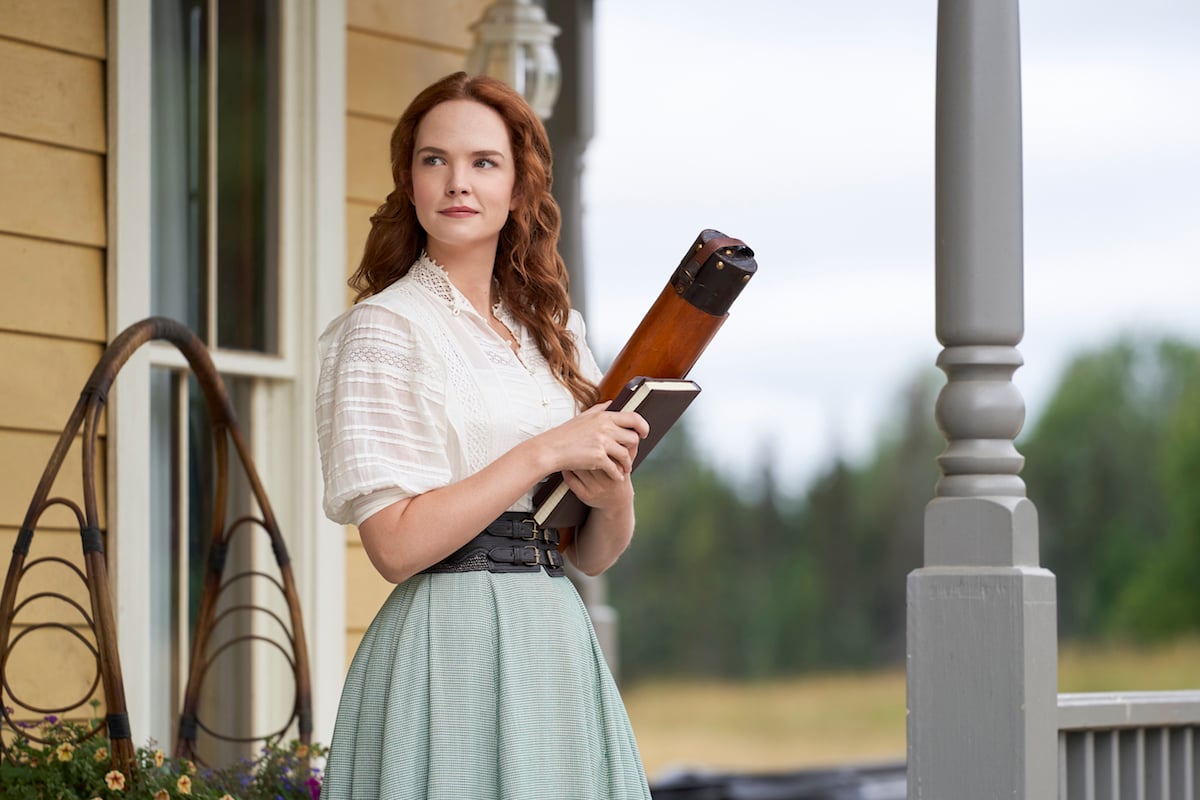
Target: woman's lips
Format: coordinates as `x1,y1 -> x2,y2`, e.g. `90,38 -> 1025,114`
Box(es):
440,207 -> 478,218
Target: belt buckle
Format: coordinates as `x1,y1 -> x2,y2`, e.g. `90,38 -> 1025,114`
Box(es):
520,517 -> 539,541
520,545 -> 542,566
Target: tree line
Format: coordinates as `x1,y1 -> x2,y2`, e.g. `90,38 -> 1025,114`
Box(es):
607,334 -> 1200,682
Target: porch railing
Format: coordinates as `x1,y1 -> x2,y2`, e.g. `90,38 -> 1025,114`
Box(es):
1059,691 -> 1200,800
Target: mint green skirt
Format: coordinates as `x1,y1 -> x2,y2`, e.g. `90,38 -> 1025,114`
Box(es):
321,570 -> 651,799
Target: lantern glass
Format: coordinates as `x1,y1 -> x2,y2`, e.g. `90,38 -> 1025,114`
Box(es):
467,0 -> 561,119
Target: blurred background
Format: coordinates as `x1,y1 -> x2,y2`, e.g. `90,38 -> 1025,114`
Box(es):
578,0 -> 1200,780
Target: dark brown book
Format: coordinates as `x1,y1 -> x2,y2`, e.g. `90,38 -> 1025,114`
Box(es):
532,376 -> 701,529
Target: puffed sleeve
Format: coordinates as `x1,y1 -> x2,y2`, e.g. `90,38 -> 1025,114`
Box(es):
567,309 -> 604,385
315,303 -> 452,526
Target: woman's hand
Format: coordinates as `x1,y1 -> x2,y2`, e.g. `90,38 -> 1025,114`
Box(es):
532,401 -> 649,481
562,465 -> 634,513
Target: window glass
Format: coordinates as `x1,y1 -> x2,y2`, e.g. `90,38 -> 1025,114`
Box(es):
152,0 -> 279,353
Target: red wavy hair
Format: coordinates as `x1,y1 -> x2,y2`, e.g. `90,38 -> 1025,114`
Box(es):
349,72 -> 598,410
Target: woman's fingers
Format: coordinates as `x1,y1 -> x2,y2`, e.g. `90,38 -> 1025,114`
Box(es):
542,405 -> 650,476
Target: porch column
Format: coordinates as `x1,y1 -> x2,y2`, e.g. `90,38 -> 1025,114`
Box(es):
906,2 -> 1058,798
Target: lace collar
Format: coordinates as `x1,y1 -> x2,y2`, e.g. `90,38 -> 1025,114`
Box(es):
409,253 -> 521,334
409,252 -> 469,314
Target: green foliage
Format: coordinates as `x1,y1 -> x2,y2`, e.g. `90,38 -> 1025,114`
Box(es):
1022,336 -> 1200,640
0,703 -> 325,799
612,333 -> 1200,682
610,370 -> 941,681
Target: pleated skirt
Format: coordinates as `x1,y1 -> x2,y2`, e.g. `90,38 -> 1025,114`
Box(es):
321,569 -> 651,799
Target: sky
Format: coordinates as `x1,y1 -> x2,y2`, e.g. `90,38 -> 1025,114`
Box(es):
579,0 -> 1200,492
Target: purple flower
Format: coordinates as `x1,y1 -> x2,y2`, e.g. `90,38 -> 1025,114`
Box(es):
306,776 -> 322,799
43,715 -> 58,724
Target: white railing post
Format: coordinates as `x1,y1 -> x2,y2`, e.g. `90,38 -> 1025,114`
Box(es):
907,2 -> 1059,798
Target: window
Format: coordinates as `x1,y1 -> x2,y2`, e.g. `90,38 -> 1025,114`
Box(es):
150,0 -> 288,759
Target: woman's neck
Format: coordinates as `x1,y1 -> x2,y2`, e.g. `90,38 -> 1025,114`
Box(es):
427,240 -> 500,314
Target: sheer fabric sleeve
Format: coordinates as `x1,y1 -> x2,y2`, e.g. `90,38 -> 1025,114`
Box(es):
567,309 -> 604,386
315,303 -> 452,526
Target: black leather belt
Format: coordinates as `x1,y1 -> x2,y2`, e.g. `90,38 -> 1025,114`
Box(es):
421,512 -> 565,577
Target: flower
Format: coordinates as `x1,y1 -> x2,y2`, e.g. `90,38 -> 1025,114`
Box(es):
4,727 -> 326,799
295,743 -> 309,759
154,748 -> 165,767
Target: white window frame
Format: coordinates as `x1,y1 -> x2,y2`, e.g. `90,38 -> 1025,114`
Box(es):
106,0 -> 346,749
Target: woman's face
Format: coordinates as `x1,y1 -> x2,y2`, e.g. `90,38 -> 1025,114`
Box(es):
410,99 -> 517,263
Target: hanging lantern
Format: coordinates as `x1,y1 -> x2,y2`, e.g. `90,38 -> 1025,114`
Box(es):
466,0 -> 562,119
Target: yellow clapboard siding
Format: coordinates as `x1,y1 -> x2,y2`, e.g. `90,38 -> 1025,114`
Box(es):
0,233 -> 106,341
344,541 -> 395,631
0,137 -> 105,246
0,332 -> 106,433
346,115 -> 395,204
0,0 -> 106,59
346,31 -> 468,120
347,0 -> 489,53
0,526 -> 96,624
5,620 -> 103,718
0,429 -> 107,530
0,37 -> 106,153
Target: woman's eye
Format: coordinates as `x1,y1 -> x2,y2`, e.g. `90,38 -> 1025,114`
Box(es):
422,155 -> 445,166
475,158 -> 497,169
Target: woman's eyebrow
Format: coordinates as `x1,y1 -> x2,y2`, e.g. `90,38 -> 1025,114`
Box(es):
415,145 -> 506,160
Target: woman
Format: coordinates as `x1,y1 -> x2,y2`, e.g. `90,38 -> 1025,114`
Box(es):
315,72 -> 653,799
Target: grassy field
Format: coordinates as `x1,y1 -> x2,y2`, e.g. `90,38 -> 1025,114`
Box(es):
622,637 -> 1200,780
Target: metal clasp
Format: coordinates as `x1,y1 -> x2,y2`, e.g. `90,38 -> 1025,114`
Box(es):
519,518 -> 539,540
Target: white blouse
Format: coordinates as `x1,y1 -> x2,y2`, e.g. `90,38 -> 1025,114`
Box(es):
315,254 -> 603,526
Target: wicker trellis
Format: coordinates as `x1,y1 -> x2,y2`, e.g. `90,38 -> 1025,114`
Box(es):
0,317 -> 312,777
